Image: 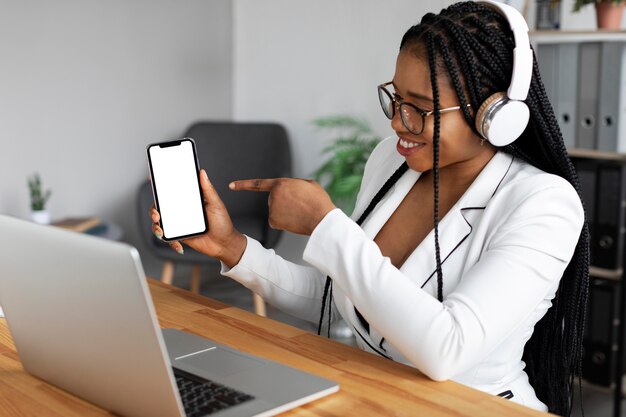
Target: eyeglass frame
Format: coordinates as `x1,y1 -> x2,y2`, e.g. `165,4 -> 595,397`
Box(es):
377,81 -> 471,135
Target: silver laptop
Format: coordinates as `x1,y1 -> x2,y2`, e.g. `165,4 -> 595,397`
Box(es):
0,215 -> 338,417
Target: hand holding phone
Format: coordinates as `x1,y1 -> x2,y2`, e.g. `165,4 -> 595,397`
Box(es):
146,138 -> 207,241
147,140 -> 247,267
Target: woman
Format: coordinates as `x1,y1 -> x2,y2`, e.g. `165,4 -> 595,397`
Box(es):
151,2 -> 588,415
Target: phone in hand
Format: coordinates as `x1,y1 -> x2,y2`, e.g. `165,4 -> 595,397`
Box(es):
146,138 -> 208,241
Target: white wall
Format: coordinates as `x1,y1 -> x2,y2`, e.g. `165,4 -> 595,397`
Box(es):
0,0 -> 232,276
233,0 -> 457,261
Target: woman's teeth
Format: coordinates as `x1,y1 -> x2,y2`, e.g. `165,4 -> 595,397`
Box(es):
400,139 -> 422,148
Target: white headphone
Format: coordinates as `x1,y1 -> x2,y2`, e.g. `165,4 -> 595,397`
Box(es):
474,0 -> 533,147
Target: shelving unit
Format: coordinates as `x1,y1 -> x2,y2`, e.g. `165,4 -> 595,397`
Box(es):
568,149 -> 626,417
531,31 -> 626,416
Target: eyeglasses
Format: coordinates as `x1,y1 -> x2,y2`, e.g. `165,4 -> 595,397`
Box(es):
377,81 -> 470,135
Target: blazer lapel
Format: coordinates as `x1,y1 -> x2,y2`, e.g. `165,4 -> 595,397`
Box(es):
406,208 -> 472,290
339,152 -> 514,333
410,152 -> 515,288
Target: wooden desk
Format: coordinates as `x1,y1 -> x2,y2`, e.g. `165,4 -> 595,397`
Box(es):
0,279 -> 552,416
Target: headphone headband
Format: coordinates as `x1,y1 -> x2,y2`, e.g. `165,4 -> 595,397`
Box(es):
479,0 -> 532,101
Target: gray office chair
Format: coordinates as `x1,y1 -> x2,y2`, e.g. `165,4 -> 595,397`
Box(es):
138,121 -> 291,316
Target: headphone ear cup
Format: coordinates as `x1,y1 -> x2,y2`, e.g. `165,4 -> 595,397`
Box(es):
475,92 -> 507,136
475,92 -> 530,147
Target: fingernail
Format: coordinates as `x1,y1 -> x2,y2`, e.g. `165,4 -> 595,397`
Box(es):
177,247 -> 184,255
202,170 -> 208,182
229,182 -> 235,190
154,230 -> 162,239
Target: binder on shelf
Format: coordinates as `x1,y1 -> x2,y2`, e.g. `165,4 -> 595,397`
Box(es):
556,43 -> 578,149
576,42 -> 601,150
536,44 -> 561,134
620,44 -> 626,154
583,277 -> 621,387
536,44 -> 558,106
535,43 -> 578,148
572,159 -> 596,263
593,163 -> 626,270
597,42 -> 626,153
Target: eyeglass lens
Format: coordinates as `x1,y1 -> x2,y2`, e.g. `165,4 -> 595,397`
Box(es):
378,86 -> 423,135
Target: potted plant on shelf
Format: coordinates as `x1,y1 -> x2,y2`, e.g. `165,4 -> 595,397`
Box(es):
28,173 -> 52,224
312,115 -> 381,215
574,0 -> 625,29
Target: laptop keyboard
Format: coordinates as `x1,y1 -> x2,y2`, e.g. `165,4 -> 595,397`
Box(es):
174,368 -> 255,416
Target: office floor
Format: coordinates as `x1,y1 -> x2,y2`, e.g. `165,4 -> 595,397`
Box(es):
166,264 -> 623,417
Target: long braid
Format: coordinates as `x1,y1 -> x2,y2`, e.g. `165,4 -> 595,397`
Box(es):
399,3 -> 589,415
437,37 -> 473,125
515,42 -> 591,413
427,32 -> 445,302
317,278 -> 331,335
317,162 -> 409,336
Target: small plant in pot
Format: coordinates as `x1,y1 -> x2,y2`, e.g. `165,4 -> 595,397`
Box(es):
574,0 -> 625,29
28,173 -> 52,224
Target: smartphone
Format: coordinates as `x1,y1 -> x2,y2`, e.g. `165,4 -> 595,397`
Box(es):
146,138 -> 207,241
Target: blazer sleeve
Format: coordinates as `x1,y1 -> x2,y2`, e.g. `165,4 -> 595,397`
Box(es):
220,235 -> 338,324
219,137 -> 398,325
302,179 -> 585,381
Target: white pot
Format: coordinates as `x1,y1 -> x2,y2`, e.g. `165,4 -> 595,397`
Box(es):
31,210 -> 51,225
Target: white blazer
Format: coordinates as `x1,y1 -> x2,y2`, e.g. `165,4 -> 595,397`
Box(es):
222,136 -> 584,412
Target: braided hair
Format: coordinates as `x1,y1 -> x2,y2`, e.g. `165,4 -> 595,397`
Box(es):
400,3 -> 589,415
318,2 -> 589,416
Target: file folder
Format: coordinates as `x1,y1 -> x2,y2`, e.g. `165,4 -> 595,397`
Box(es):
597,42 -> 626,153
583,277 -> 620,387
556,43 -> 578,149
573,159 -> 596,263
536,43 -> 577,149
576,42 -> 601,149
593,163 -> 626,270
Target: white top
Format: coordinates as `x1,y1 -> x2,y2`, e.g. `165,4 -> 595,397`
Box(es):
221,136 -> 584,412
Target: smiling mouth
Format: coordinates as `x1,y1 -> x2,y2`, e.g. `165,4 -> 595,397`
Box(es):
399,138 -> 426,149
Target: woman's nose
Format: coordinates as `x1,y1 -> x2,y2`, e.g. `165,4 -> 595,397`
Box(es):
390,106 -> 405,132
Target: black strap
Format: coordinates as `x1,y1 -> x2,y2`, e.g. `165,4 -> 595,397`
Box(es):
318,162 -> 409,337
497,390 -> 514,400
352,163 -> 409,334
355,307 -> 370,333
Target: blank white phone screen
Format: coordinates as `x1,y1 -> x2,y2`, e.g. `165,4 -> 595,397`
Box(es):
149,141 -> 205,240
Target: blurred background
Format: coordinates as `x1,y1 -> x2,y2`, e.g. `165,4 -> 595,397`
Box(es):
1,0 -> 613,275
1,1 -> 624,416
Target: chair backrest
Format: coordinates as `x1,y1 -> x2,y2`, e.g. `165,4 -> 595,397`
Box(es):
137,121 -> 291,250
186,122 -> 291,218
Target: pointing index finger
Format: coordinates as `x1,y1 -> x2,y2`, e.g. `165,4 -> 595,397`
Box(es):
229,178 -> 279,192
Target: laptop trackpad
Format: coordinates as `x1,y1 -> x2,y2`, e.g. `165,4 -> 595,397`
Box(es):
176,347 -> 264,377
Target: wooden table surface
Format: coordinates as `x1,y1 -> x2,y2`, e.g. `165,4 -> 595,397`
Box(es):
0,279 -> 553,417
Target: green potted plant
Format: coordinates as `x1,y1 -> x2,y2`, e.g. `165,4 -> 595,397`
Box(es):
28,173 -> 52,224
312,115 -> 381,340
574,0 -> 625,29
313,115 -> 381,215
